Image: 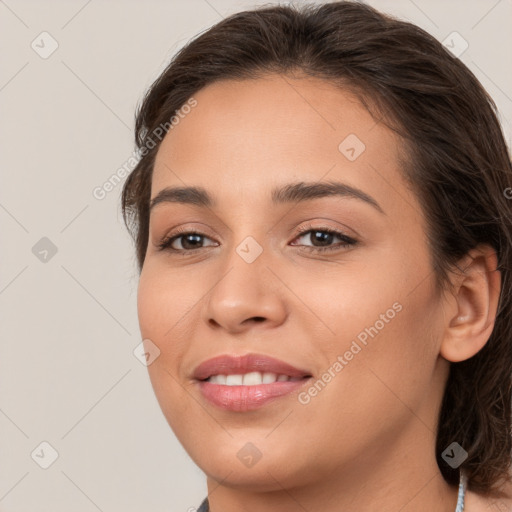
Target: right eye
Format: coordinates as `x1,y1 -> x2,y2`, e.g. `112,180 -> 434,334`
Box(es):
157,231 -> 218,252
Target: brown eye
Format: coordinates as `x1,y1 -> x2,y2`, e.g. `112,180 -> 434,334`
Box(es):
291,227 -> 357,253
158,232 -> 218,252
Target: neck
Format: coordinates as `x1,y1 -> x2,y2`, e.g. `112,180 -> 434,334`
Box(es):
205,420 -> 459,512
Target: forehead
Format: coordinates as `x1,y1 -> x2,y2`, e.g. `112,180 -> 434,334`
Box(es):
151,74 -> 409,213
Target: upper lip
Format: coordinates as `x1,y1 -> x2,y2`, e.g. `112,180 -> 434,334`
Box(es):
193,353 -> 312,381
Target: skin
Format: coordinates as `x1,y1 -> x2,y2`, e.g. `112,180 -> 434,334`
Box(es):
137,73 -> 502,512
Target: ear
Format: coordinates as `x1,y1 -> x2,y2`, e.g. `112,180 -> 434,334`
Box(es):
439,244 -> 501,363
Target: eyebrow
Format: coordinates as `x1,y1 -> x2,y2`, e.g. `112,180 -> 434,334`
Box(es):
149,180 -> 384,214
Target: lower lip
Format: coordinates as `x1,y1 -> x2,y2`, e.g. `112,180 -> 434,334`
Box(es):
198,379 -> 310,411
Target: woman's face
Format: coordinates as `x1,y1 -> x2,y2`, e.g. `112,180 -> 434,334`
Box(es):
138,74 -> 451,490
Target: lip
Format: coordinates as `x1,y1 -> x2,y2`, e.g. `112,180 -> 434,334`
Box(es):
193,353 -> 312,412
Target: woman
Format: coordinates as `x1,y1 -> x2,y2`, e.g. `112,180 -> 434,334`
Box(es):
121,2 -> 512,510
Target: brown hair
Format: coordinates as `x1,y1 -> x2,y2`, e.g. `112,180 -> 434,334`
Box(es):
121,0 -> 512,496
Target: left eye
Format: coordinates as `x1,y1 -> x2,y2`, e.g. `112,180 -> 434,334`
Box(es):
290,228 -> 357,252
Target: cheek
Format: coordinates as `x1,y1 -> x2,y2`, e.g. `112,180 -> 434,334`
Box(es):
136,264 -> 205,402
290,260 -> 402,355
137,267 -> 200,429
137,264 -> 202,347
291,282 -> 442,462
294,249 -> 441,408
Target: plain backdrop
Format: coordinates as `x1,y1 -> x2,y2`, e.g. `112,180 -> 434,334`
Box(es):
1,0 -> 511,510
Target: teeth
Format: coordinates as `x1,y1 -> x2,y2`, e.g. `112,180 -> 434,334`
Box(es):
225,374 -> 243,386
243,371 -> 263,385
209,374 -> 227,385
262,372 -> 278,384
207,371 -> 294,385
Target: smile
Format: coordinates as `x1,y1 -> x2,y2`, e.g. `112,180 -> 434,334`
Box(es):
193,353 -> 312,411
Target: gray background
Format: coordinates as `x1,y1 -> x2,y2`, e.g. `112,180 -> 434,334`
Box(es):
1,0 -> 511,510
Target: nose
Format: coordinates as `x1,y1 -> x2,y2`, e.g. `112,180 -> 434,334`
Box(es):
202,248 -> 288,334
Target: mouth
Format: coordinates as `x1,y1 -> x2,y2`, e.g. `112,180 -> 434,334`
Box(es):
193,353 -> 312,412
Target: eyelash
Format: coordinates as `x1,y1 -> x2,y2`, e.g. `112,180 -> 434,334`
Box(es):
157,224 -> 358,255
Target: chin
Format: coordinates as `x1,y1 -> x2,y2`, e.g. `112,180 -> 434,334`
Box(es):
188,438 -> 320,492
